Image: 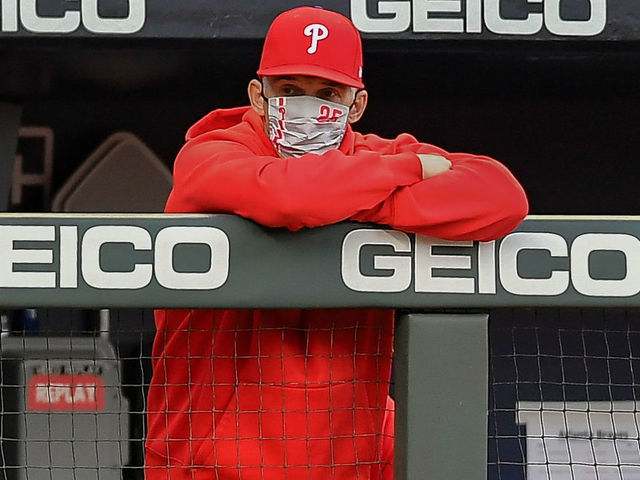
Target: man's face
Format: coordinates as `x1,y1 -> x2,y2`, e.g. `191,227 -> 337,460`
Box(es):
248,74 -> 368,128
262,75 -> 357,106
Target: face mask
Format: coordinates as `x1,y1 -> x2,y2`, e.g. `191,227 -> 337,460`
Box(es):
266,95 -> 350,158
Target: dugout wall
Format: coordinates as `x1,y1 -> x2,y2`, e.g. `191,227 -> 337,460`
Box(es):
2,215 -> 640,479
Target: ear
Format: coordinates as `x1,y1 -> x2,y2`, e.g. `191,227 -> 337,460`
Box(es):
347,89 -> 368,124
248,79 -> 266,117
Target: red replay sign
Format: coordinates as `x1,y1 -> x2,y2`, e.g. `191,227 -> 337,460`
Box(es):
27,374 -> 105,411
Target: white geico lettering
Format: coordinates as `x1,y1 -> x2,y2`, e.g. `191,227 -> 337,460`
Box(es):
415,238 -> 474,293
1,0 -> 145,34
82,226 -> 152,289
81,225 -> 229,290
342,229 -> 412,292
350,0 -> 606,36
499,232 -> 569,295
154,226 -> 229,290
340,228 -> 640,297
500,232 -> 640,297
0,225 -> 55,288
0,224 -> 229,290
342,229 -> 489,294
571,234 -> 640,297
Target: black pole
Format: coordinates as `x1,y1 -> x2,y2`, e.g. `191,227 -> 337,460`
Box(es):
0,102 -> 22,212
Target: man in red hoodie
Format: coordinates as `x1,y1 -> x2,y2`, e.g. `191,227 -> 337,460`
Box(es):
145,6 -> 528,480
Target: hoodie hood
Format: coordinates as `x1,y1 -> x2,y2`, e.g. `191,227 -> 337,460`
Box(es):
185,106 -> 252,141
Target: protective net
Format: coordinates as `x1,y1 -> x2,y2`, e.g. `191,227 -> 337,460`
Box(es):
0,309 -> 152,480
489,308 -> 640,480
1,307 -> 639,479
0,308 -> 394,480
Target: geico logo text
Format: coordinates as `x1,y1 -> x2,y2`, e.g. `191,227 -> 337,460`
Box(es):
0,225 -> 229,290
341,229 -> 640,297
350,0 -> 606,36
1,0 -> 145,34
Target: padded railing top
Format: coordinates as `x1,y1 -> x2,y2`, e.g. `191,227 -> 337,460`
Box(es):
1,214 -> 639,309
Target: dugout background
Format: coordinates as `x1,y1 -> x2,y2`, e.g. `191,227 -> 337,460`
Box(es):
2,38 -> 639,215
1,5 -> 640,480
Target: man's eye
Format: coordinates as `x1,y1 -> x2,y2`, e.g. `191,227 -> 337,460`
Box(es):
279,85 -> 303,96
320,90 -> 339,100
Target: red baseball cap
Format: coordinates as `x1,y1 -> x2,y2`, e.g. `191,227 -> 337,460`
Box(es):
257,7 -> 364,88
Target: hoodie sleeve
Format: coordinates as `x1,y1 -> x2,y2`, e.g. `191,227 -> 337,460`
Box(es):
166,133 -> 423,230
350,141 -> 529,241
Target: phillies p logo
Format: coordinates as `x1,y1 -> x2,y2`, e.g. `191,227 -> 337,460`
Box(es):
304,23 -> 329,54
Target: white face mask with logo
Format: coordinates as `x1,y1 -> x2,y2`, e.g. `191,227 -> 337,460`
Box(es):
266,95 -> 350,158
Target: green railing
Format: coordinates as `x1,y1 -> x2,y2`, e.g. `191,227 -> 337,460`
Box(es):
2,213 -> 640,479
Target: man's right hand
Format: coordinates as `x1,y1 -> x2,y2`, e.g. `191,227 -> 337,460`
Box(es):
418,154 -> 452,180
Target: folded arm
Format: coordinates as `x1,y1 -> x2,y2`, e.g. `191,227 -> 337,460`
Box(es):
351,145 -> 529,241
166,136 -> 423,230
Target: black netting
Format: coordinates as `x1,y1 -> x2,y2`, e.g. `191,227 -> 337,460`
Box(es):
0,309 -> 154,480
489,308 -> 640,480
0,308 -> 394,480
2,307 -> 640,479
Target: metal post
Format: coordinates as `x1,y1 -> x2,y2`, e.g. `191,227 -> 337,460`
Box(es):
0,102 -> 22,211
394,313 -> 489,480
99,309 -> 110,339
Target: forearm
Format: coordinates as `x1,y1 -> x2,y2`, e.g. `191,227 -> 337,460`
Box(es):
352,154 -> 529,241
168,142 -> 423,229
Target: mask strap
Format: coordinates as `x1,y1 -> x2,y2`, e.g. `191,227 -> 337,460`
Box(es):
260,80 -> 271,103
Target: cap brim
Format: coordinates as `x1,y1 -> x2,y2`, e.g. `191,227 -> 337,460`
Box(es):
257,64 -> 364,89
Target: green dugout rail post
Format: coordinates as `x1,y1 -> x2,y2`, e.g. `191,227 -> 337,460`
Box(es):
2,213 -> 640,479
394,313 -> 488,480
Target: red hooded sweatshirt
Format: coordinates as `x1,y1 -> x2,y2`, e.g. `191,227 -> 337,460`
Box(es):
145,107 -> 528,480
